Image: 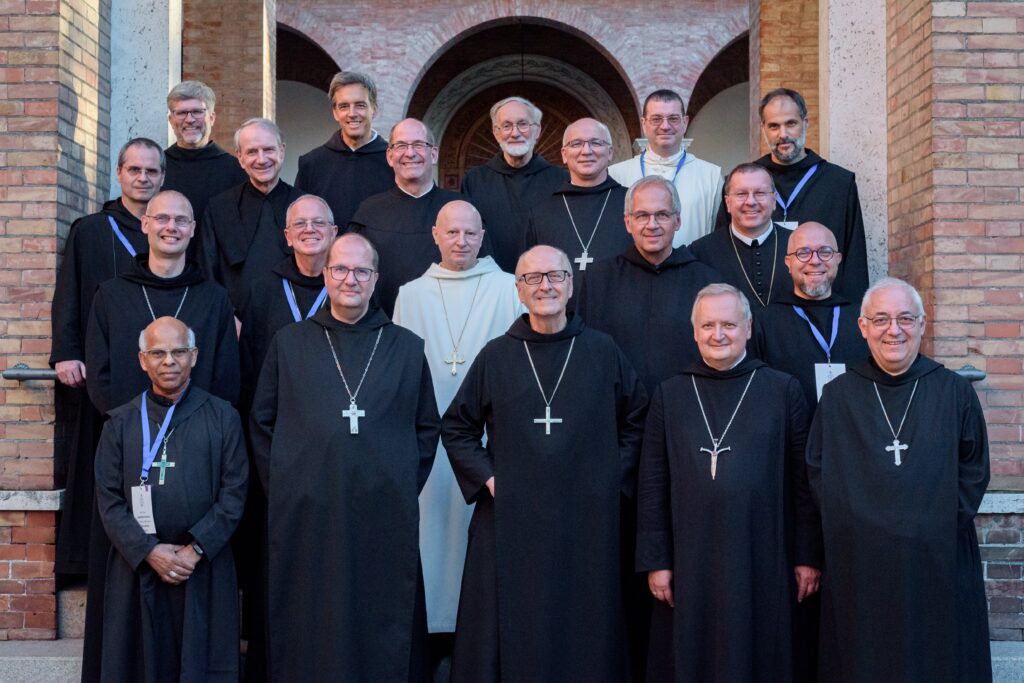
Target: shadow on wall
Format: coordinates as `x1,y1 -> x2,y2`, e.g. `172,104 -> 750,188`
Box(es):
275,80 -> 339,186
687,82 -> 751,177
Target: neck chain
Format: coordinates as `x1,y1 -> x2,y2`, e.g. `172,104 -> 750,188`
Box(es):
562,190 -> 612,271
523,336 -> 576,435
692,369 -> 757,480
325,327 -> 384,435
728,228 -> 777,307
873,379 -> 919,467
436,276 -> 483,375
142,285 -> 189,321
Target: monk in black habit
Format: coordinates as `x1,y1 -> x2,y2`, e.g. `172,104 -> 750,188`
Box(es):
525,118 -> 632,298
199,118 -> 302,310
250,233 -> 440,681
93,317 -> 247,681
50,137 -> 163,578
691,163 -> 793,312
714,88 -> 868,302
294,71 -> 394,229
443,245 -> 648,682
461,95 -> 568,272
638,283 -> 821,683
807,278 -> 991,682
347,118 -> 466,317
162,81 -> 247,235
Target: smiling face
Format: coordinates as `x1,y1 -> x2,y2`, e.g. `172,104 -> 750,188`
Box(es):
138,317 -> 197,399
624,182 -> 680,264
433,201 -> 484,272
516,246 -> 573,322
641,97 -> 688,157
285,196 -> 337,259
493,100 -> 541,162
561,118 -> 613,185
693,292 -> 752,370
724,167 -> 777,237
325,234 -> 378,323
141,192 -> 195,258
237,123 -> 285,191
761,95 -> 808,165
786,222 -> 842,300
858,285 -> 926,376
386,119 -> 437,188
168,97 -> 215,149
331,83 -> 377,148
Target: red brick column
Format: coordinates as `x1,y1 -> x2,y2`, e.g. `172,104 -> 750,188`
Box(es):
0,511 -> 56,639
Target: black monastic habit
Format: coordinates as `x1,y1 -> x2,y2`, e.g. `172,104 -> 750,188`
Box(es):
442,315 -> 648,683
50,198 -> 149,576
461,153 -> 568,272
753,290 -> 869,410
807,356 -> 991,683
525,178 -> 632,295
347,185 -> 468,317
250,306 -> 440,682
689,224 -> 794,311
294,131 -> 394,230
637,358 -> 819,683
94,385 -> 248,682
199,180 -> 302,310
162,142 -> 247,230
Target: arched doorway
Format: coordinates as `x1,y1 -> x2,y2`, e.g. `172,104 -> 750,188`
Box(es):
407,20 -> 641,190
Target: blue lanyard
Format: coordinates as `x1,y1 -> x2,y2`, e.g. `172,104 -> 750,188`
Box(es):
774,164 -> 818,221
792,305 -> 840,362
139,390 -> 180,482
640,150 -> 687,184
282,279 -> 328,322
108,216 -> 137,257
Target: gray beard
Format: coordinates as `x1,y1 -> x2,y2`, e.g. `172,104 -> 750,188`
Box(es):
799,279 -> 832,299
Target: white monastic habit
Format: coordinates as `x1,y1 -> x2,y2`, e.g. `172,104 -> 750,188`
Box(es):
392,255 -> 523,633
609,146 -> 723,247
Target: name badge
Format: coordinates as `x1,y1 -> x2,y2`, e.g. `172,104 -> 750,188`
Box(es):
131,484 -> 157,534
776,221 -> 798,231
815,363 -> 846,401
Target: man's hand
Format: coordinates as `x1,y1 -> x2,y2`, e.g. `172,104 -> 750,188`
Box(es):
648,569 -> 675,607
55,360 -> 86,388
176,544 -> 202,568
795,565 -> 821,602
145,543 -> 192,585
485,477 -> 495,497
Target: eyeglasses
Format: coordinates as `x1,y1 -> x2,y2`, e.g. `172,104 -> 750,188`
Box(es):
288,219 -> 332,231
141,347 -> 195,361
496,121 -> 538,134
728,191 -> 772,202
327,265 -> 376,282
121,166 -> 163,179
333,102 -> 370,113
788,246 -> 837,262
146,214 -> 193,228
517,270 -> 571,285
629,211 -> 677,225
862,315 -> 921,330
645,115 -> 684,127
563,138 -> 611,151
389,141 -> 433,153
170,108 -> 207,120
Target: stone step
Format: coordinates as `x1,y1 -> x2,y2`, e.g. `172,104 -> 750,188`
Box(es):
0,638 -> 82,683
57,584 -> 86,640
995,641 -> 1024,683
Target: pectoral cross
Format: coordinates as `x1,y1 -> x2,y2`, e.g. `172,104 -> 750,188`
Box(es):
700,443 -> 732,480
533,406 -> 563,435
885,438 -> 908,466
444,350 -> 465,376
574,250 -> 594,271
153,445 -> 175,485
342,400 -> 365,435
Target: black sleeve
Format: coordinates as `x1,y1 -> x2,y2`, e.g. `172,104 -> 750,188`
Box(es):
957,380 -> 991,530
188,404 -> 249,560
210,293 -> 241,406
84,288 -> 114,414
50,221 -> 85,364
415,355 -> 441,494
636,384 -> 672,572
787,377 -> 821,568
441,352 -> 493,504
248,334 -> 280,493
615,346 -> 649,498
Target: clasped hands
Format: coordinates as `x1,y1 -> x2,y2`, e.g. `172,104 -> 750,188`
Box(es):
146,543 -> 202,585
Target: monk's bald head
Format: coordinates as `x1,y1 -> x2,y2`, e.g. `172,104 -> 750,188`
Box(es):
436,200 -> 481,229
785,221 -> 843,300
139,316 -> 193,351
329,232 -> 379,270
515,245 -> 572,277
791,222 -> 838,250
434,200 -> 484,272
137,316 -> 197,398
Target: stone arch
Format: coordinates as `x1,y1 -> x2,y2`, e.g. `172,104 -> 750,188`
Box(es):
276,23 -> 341,93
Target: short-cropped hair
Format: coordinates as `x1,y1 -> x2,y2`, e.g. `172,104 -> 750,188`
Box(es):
724,163 -> 775,194
117,137 -> 165,172
234,118 -> 284,153
328,71 -> 378,109
643,89 -> 686,116
625,176 -> 681,215
167,81 -> 215,111
758,88 -> 808,121
691,283 -> 752,327
138,325 -> 195,351
489,97 -> 543,127
860,277 -> 925,318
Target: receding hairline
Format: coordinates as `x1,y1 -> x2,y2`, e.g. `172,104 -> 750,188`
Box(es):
329,233 -> 379,269
515,245 -> 572,275
145,190 -> 194,219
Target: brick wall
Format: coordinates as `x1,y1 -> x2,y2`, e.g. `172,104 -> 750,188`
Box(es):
0,511 -> 55,640
978,512 -> 1024,640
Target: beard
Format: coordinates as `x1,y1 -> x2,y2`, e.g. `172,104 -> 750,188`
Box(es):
771,130 -> 807,163
799,277 -> 832,299
500,139 -> 533,159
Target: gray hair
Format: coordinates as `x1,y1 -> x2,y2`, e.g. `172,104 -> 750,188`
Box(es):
860,277 -> 925,318
233,118 -> 284,153
489,96 -> 543,127
117,137 -> 165,173
328,71 -> 378,109
514,245 -> 572,275
138,325 -> 196,351
286,194 -> 335,225
388,118 -> 436,147
167,80 -> 215,111
625,176 -> 681,215
562,119 -> 612,146
690,283 -> 752,326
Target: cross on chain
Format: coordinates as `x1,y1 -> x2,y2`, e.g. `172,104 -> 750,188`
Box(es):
444,351 -> 465,376
533,405 -> 563,435
153,447 -> 175,486
700,443 -> 731,480
342,400 -> 365,435
886,438 -> 908,466
574,250 -> 594,271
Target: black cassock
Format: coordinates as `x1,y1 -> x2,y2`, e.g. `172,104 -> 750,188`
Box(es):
637,358 -> 819,683
50,198 -> 149,575
250,306 -> 440,682
94,386 -> 247,682
162,142 -> 247,237
348,185 -> 468,317
294,131 -> 394,230
525,178 -> 632,297
689,224 -> 794,311
461,153 -> 568,272
752,289 -> 869,410
714,150 -> 868,302
199,180 -> 302,310
442,314 -> 648,682
807,356 -> 991,683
